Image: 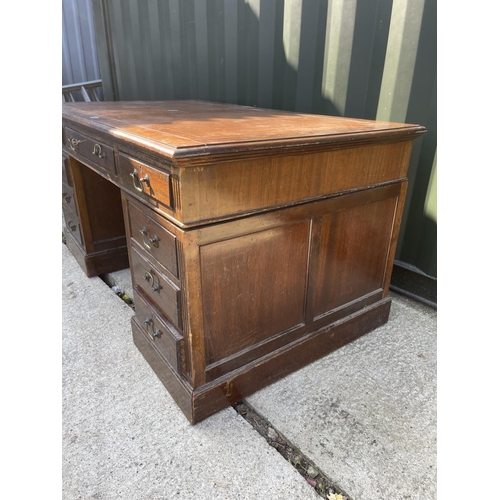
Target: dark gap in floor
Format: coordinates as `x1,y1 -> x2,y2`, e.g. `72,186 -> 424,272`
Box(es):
232,401 -> 351,500
99,273 -> 135,309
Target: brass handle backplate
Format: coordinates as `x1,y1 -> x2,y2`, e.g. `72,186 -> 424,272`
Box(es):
92,143 -> 105,158
68,138 -> 82,151
143,270 -> 160,292
140,226 -> 159,250
144,317 -> 161,341
130,169 -> 150,192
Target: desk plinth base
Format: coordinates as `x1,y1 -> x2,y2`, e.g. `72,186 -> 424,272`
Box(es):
65,231 -> 129,278
132,297 -> 391,424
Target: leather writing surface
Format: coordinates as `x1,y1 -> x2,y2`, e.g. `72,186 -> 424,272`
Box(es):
63,100 -> 425,155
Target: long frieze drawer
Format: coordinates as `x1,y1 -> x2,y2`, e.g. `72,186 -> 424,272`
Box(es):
127,198 -> 178,278
65,127 -> 116,175
62,181 -> 77,215
130,245 -> 182,330
134,289 -> 184,373
63,205 -> 82,246
118,153 -> 173,211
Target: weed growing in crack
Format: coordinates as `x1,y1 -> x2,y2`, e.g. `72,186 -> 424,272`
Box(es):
232,401 -> 351,500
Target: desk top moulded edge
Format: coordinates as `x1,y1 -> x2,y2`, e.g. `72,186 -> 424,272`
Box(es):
62,100 -> 426,168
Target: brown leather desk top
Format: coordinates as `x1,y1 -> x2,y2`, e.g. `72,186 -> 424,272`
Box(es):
62,100 -> 425,165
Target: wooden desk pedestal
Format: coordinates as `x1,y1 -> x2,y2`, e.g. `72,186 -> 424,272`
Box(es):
62,101 -> 425,423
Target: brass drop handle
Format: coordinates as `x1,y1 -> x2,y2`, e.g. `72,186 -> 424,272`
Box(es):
66,220 -> 77,232
140,227 -> 152,250
68,138 -> 82,151
144,317 -> 161,341
143,270 -> 160,292
62,192 -> 72,204
140,226 -> 159,250
130,169 -> 150,192
92,143 -> 105,158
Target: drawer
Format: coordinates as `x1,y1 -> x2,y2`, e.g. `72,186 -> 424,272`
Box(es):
118,153 -> 173,212
62,155 -> 72,186
134,289 -> 184,373
65,127 -> 116,175
62,182 -> 77,214
63,205 -> 82,246
130,245 -> 182,330
128,199 -> 178,278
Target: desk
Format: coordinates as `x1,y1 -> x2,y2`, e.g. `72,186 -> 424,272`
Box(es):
62,100 -> 425,423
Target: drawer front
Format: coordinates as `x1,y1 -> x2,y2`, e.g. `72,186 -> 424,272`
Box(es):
62,155 -> 72,186
63,205 -> 82,246
128,199 -> 178,278
134,289 -> 184,373
118,153 -> 173,211
62,182 -> 77,215
130,245 -> 182,330
65,127 -> 116,175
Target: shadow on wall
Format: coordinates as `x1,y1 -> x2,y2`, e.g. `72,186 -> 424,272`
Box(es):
107,0 -> 346,117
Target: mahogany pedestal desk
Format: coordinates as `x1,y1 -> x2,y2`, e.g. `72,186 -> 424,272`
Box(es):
62,101 -> 425,424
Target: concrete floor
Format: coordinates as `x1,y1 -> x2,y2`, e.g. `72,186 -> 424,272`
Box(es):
247,294 -> 437,500
63,243 -> 437,499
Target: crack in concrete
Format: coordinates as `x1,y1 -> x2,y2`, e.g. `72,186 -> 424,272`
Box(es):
232,400 -> 352,500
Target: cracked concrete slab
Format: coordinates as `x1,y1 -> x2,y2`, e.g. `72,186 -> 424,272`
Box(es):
62,243 -> 318,500
246,294 -> 437,500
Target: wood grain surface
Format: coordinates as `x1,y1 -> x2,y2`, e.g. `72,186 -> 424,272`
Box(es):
63,100 -> 425,165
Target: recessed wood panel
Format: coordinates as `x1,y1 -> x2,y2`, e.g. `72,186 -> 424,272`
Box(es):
312,197 -> 397,318
200,222 -> 310,366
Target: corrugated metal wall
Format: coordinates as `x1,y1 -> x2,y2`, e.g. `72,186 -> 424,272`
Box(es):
90,0 -> 436,278
63,0 -> 101,85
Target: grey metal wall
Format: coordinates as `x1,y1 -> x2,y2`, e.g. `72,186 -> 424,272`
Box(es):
63,0 -> 101,85
91,0 -> 436,278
